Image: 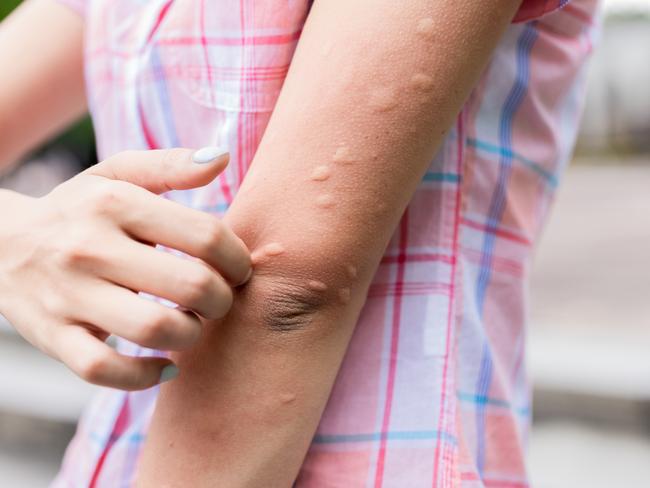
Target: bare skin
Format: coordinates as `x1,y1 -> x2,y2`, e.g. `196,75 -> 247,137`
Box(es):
0,0 -> 85,171
137,0 -> 523,486
0,2 -> 251,391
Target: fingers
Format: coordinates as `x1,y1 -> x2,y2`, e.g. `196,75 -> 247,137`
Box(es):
55,325 -> 178,391
85,147 -> 229,195
70,282 -> 203,350
117,184 -> 251,285
97,236 -> 234,320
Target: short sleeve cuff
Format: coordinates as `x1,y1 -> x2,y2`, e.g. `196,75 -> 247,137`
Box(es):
513,0 -> 570,22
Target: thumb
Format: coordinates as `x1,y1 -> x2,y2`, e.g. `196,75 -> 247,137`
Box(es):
84,147 -> 229,194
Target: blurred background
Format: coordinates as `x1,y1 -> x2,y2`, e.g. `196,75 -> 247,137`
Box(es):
0,0 -> 649,486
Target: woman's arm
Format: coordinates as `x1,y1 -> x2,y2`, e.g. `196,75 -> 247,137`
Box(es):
0,0 -> 86,171
138,0 -> 522,485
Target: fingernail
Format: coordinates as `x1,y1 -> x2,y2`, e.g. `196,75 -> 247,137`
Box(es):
192,146 -> 229,164
236,267 -> 253,287
159,364 -> 179,384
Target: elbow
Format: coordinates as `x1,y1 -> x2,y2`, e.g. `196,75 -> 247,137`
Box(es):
227,236 -> 366,334
261,279 -> 327,332
238,271 -> 358,334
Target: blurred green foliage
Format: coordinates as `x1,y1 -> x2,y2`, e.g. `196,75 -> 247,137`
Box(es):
0,1 -> 21,20
1,0 -> 96,167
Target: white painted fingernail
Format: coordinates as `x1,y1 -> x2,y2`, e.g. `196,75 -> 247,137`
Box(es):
192,146 -> 229,164
159,364 -> 179,383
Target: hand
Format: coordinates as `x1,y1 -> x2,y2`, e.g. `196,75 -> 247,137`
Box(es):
0,147 -> 251,390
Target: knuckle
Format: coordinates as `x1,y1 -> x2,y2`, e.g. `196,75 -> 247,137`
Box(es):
138,309 -> 171,344
74,352 -> 109,384
88,180 -> 125,215
57,231 -> 100,268
41,292 -> 69,318
182,268 -> 215,305
199,218 -> 224,254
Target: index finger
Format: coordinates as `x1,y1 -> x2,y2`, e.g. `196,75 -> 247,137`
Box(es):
117,183 -> 252,286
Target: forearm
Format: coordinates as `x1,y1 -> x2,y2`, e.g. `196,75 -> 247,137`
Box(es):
0,0 -> 85,171
138,0 -> 522,485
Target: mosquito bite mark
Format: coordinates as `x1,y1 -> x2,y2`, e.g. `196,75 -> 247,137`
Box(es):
333,145 -> 355,164
280,393 -> 296,404
251,242 -> 286,264
411,73 -> 434,92
315,194 -> 336,209
416,18 -> 435,40
368,86 -> 399,112
307,280 -> 328,292
310,165 -> 332,181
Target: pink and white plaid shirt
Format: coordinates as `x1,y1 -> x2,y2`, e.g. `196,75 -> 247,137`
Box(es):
52,0 -> 599,486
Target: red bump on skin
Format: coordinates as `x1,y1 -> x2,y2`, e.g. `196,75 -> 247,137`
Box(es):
251,242 -> 285,265
280,393 -> 296,404
307,280 -> 328,292
315,194 -> 335,209
263,242 -> 285,256
310,165 -> 332,181
332,145 -> 355,164
411,73 -> 434,92
416,18 -> 436,40
368,86 -> 398,112
251,249 -> 267,265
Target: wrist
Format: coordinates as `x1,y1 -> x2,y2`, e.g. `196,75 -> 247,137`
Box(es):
0,188 -> 34,211
0,190 -> 36,299
0,189 -> 36,235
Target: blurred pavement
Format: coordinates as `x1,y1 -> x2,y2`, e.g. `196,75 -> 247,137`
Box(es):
528,160 -> 650,487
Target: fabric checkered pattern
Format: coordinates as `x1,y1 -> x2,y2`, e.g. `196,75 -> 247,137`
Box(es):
51,0 -> 600,486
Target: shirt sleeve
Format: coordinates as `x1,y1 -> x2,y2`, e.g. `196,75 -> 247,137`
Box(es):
55,0 -> 86,16
53,1 -> 568,24
513,0 -> 570,22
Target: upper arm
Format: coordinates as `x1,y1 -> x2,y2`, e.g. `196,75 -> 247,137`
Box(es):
224,0 -> 524,305
0,0 -> 85,169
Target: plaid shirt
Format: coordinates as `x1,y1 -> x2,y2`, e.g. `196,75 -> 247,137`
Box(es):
52,0 -> 599,486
